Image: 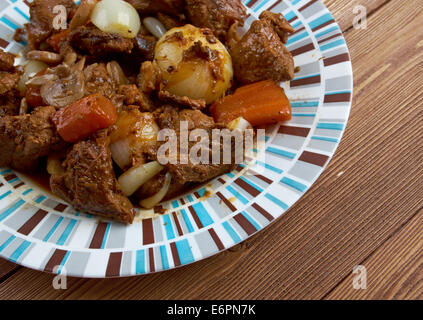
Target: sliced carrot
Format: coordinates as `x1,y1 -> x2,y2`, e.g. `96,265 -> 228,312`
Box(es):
52,93 -> 117,143
210,80 -> 292,126
46,29 -> 70,52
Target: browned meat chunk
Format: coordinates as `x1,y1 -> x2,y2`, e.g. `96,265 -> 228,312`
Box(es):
25,0 -> 75,50
126,0 -> 184,17
0,50 -> 15,72
69,25 -> 134,56
0,72 -> 19,95
0,106 -> 64,171
119,84 -> 154,111
259,10 -> 295,44
50,132 -> 135,223
84,63 -> 116,98
132,32 -> 157,62
157,12 -> 184,30
154,107 -> 236,185
230,11 -> 295,84
185,0 -> 247,41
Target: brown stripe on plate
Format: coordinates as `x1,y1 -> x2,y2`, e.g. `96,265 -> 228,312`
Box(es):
312,19 -> 335,32
142,218 -> 154,245
323,53 -> 350,67
290,75 -> 321,87
318,32 -> 343,44
172,212 -> 184,236
234,178 -> 261,197
54,203 -> 67,212
324,92 -> 351,103
154,205 -> 165,214
179,198 -> 185,205
0,38 -> 9,48
13,182 -> 25,189
0,183 -> 3,188
148,248 -> 155,273
217,178 -> 226,185
291,26 -> 305,35
188,206 -> 203,229
252,203 -> 274,222
89,222 -> 109,249
246,0 -> 260,7
208,228 -> 224,251
17,209 -> 48,236
44,249 -> 67,273
233,214 -> 257,236
194,192 -> 201,199
170,242 -> 181,267
105,252 -> 122,277
216,192 -> 237,212
279,125 -> 310,137
246,169 -> 273,185
288,16 -> 298,23
268,0 -> 282,11
299,150 -> 329,167
4,174 -> 17,181
299,0 -> 318,11
291,43 -> 315,56
235,165 -> 244,172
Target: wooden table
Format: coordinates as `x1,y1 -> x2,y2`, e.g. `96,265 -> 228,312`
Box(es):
0,0 -> 422,300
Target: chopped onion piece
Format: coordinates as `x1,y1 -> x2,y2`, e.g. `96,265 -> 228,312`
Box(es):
47,154 -> 64,175
227,117 -> 252,131
69,0 -> 97,30
143,17 -> 167,39
17,60 -> 48,94
91,0 -> 141,39
110,138 -> 131,169
118,161 -> 164,196
139,172 -> 171,209
27,50 -> 62,64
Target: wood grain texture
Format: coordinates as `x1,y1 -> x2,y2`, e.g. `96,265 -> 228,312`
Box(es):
326,208 -> 423,299
323,0 -> 389,31
0,0 -> 422,300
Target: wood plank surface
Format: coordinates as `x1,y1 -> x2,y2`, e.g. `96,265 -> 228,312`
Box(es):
0,0 -> 422,300
326,208 -> 423,299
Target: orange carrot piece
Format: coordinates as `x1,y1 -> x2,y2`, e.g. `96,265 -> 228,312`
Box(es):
210,80 -> 292,126
52,93 -> 117,143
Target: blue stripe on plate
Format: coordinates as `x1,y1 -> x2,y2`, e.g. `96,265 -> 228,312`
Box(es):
9,240 -> 31,263
265,193 -> 289,210
223,221 -> 241,244
192,202 -> 214,227
0,199 -> 25,222
227,185 -> 249,205
163,214 -> 175,240
281,177 -> 308,192
135,250 -> 145,274
160,245 -> 169,270
175,239 -> 194,265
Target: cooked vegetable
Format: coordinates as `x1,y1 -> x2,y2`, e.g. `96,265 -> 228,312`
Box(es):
154,24 -> 233,104
69,0 -> 98,31
17,60 -> 48,94
139,172 -> 171,209
106,61 -> 128,85
227,117 -> 252,131
47,154 -> 64,175
40,69 -> 85,108
110,110 -> 159,169
143,17 -> 167,38
118,161 -> 164,196
25,85 -> 45,108
52,93 -> 117,143
210,80 -> 292,126
91,0 -> 141,39
27,50 -> 62,64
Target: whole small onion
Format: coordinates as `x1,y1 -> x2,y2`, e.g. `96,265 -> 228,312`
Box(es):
91,0 -> 141,39
17,60 -> 48,94
155,25 -> 233,104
